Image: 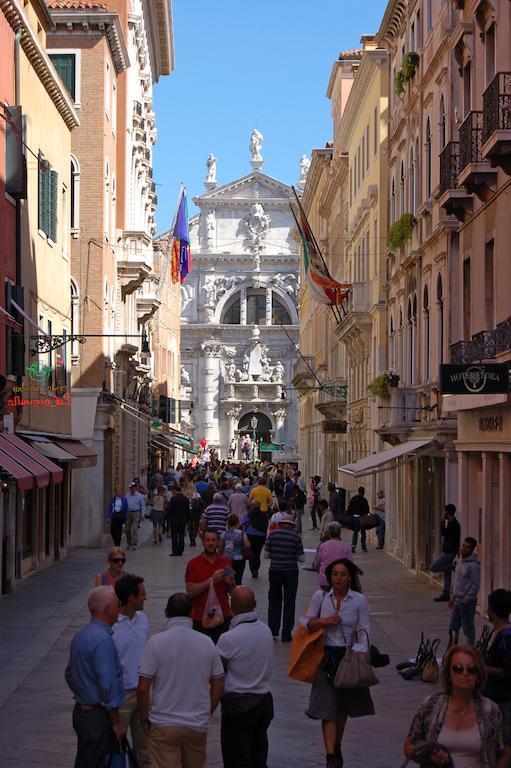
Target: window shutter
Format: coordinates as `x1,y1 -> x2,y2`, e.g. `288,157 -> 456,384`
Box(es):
38,157 -> 47,233
49,54 -> 75,100
169,398 -> 176,423
49,170 -> 58,242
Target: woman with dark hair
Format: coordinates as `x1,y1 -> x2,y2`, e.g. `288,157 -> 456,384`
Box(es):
304,558 -> 374,768
404,644 -> 505,767
484,589 -> 511,763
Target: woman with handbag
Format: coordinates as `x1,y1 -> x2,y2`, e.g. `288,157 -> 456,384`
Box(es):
304,558 -> 374,768
404,644 -> 505,767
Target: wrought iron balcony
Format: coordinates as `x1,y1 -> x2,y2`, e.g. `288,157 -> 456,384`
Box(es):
482,72 -> 511,174
451,330 -> 497,364
496,315 -> 511,355
438,141 -> 473,221
134,101 -> 142,117
458,111 -> 496,199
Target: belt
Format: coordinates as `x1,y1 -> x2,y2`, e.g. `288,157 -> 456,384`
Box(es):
76,703 -> 102,712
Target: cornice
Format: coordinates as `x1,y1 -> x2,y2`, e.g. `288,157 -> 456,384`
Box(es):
338,49 -> 388,150
48,9 -> 130,73
1,0 -> 79,129
301,148 -> 332,212
144,0 -> 174,80
377,0 -> 407,45
181,324 -> 299,335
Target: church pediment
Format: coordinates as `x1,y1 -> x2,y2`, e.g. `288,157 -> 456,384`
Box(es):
193,172 -> 292,207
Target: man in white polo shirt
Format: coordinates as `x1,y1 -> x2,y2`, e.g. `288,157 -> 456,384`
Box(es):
217,586 -> 274,768
137,593 -> 224,768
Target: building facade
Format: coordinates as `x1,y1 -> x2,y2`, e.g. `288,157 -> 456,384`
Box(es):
179,139 -> 300,461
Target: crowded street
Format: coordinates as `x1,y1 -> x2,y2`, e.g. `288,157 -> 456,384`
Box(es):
0,519 -> 485,767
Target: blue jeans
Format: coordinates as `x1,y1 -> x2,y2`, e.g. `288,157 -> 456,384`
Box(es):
294,507 -> 304,534
430,552 -> 456,596
376,515 -> 385,546
448,600 -> 477,646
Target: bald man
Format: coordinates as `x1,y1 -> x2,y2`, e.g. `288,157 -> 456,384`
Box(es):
217,587 -> 274,768
65,586 -> 126,768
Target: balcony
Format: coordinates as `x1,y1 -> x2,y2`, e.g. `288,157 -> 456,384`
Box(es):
315,380 -> 347,422
496,315 -> 511,355
335,283 -> 371,345
133,101 -> 143,127
376,386 -> 421,445
458,111 -> 497,199
451,330 -> 497,364
482,72 -> 511,175
291,356 -> 316,389
221,380 -> 286,404
437,141 -> 473,221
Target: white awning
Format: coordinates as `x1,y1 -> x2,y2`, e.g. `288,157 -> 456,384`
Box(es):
338,438 -> 435,479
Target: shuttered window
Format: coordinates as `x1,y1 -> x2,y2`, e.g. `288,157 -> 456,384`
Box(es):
49,53 -> 76,100
38,156 -> 58,242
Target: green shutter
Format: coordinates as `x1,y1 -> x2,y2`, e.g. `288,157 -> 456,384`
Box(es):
49,170 -> 58,242
38,157 -> 47,233
49,54 -> 75,100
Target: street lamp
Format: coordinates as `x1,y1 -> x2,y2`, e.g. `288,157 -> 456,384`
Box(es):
250,415 -> 258,463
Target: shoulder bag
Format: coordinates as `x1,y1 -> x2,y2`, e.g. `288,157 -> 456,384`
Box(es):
333,628 -> 379,689
288,594 -> 326,683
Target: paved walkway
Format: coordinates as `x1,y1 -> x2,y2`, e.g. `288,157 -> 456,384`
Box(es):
0,523 -> 485,767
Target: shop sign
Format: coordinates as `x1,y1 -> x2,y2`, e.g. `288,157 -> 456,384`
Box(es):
440,363 -> 509,395
259,442 -> 284,452
478,415 -> 503,432
322,420 -> 347,433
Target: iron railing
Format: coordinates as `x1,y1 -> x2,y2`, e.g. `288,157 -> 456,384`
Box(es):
483,72 -> 511,144
134,101 -> 142,117
439,141 -> 460,194
459,111 -> 483,172
496,315 -> 511,355
451,330 -> 497,363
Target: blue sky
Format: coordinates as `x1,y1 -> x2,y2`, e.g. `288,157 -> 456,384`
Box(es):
153,0 -> 388,228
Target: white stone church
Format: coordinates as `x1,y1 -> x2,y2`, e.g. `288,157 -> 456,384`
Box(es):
179,133 -> 306,460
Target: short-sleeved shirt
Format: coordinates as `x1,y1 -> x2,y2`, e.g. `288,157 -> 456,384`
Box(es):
139,617 -> 224,731
216,612 -> 273,694
184,553 -> 233,621
249,485 -> 273,512
221,529 -> 244,561
264,528 -> 304,572
202,504 -> 229,534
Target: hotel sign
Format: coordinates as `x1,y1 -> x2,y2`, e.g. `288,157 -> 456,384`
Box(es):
440,363 -> 509,395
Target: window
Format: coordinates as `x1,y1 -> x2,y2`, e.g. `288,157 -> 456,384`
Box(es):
55,329 -> 67,388
426,0 -> 432,36
423,286 -> 430,382
414,138 -> 420,211
373,107 -> 378,156
485,24 -> 496,86
400,161 -> 405,216
70,279 -> 79,361
49,53 -> 76,101
111,173 -> 116,242
437,274 -> 444,364
350,167 -> 352,206
104,160 -> 110,240
272,295 -> 292,325
112,79 -> 117,134
105,60 -> 111,118
390,178 -> 396,224
366,125 -> 370,171
484,239 -> 494,329
246,291 -> 266,325
425,118 -> 432,200
62,184 -> 68,259
47,318 -> 53,387
409,147 -> 415,212
223,297 -> 241,324
362,135 -> 365,181
70,155 -> 80,233
463,63 -> 471,118
439,96 -> 446,150
38,154 -> 58,241
373,217 -> 378,273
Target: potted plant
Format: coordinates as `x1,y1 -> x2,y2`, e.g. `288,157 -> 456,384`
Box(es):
395,69 -> 405,96
402,51 -> 420,81
367,372 -> 392,399
388,213 -> 415,250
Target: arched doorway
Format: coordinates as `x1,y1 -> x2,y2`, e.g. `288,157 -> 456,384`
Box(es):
237,411 -> 272,462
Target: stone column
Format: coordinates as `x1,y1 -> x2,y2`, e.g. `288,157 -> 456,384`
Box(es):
498,453 -> 510,588
226,405 -> 242,445
200,342 -> 221,448
240,286 -> 247,325
265,286 -> 272,325
272,407 -> 287,445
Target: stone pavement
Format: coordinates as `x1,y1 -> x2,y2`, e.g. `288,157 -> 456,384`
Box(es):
0,522 -> 485,768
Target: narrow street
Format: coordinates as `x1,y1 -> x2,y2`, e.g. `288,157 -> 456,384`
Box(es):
0,525 -> 484,767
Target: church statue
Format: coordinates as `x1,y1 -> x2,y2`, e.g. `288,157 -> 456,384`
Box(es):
298,154 -> 311,189
273,360 -> 285,384
225,360 -> 236,382
205,154 -> 217,184
203,278 -> 216,306
249,128 -> 263,162
236,355 -> 251,382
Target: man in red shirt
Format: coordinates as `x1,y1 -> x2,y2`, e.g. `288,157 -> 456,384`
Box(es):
185,530 -> 235,644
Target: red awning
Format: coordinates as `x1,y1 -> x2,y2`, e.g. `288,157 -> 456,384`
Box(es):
0,449 -> 34,491
55,439 -> 97,468
0,435 -> 49,488
0,433 -> 63,485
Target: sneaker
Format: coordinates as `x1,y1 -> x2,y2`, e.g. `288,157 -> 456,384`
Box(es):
351,546 -> 356,553
326,755 -> 337,768
362,547 -> 368,552
434,594 -> 450,602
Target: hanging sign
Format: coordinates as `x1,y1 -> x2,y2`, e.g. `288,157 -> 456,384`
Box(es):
440,363 -> 509,395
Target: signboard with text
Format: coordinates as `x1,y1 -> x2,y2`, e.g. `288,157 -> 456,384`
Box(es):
440,363 -> 509,395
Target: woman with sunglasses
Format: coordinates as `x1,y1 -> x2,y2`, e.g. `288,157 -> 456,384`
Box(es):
404,644 -> 505,767
95,547 -> 127,588
304,558 -> 374,768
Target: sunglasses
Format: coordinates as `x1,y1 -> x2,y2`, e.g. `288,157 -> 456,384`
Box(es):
111,558 -> 126,564
451,664 -> 478,675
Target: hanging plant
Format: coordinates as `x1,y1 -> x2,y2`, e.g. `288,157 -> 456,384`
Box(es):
402,51 -> 420,81
367,372 -> 392,398
388,213 -> 415,250
395,69 -> 405,96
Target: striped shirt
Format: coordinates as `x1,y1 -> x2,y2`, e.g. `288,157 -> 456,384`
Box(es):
202,503 -> 229,534
264,528 -> 305,572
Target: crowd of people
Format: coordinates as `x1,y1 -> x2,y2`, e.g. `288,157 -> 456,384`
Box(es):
64,459 -> 511,768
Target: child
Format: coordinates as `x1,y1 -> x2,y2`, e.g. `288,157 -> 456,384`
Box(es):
219,513 -> 251,585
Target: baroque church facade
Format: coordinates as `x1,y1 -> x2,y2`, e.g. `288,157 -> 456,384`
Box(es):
179,135 -> 303,460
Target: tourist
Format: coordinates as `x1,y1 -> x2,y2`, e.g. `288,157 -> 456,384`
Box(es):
404,644 -> 503,767
189,491 -> 204,547
448,537 -> 481,647
249,477 -> 273,514
217,587 -> 274,768
318,499 -> 334,540
137,593 -> 224,768
484,589 -> 511,762
65,586 -> 125,767
228,483 -> 249,518
293,480 -> 307,534
304,558 -> 374,768
149,485 -> 166,544
200,492 -> 230,536
184,530 -> 235,643
313,522 -> 353,589
106,486 -> 128,547
346,487 -> 369,554
309,475 -> 325,530
219,513 -> 251,585
264,513 -> 304,641
241,500 -> 268,579
167,484 -> 190,557
328,483 -> 341,522
126,482 -> 146,551
373,489 -> 386,550
430,504 -> 461,601
112,575 -> 150,767
95,547 -> 126,588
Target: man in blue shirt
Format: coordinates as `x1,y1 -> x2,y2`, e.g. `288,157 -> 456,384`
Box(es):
65,586 -> 126,767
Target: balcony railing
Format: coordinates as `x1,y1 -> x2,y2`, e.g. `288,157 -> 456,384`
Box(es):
483,72 -> 511,144
439,142 -> 460,194
451,330 -> 497,364
496,315 -> 511,355
134,101 -> 142,117
459,111 -> 483,172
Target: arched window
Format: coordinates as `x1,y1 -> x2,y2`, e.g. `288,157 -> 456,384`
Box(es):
389,315 -> 395,371
414,138 -> 420,211
70,278 -> 80,362
400,161 -> 405,216
439,96 -> 446,151
110,173 -> 116,243
272,294 -> 292,325
425,118 -> 432,199
409,147 -> 415,213
103,277 -> 109,355
70,155 -> 80,233
423,285 -> 430,382
246,290 -> 266,325
437,274 -> 444,366
104,159 -> 110,240
222,295 -> 241,324
391,177 -> 396,224
398,307 -> 404,379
